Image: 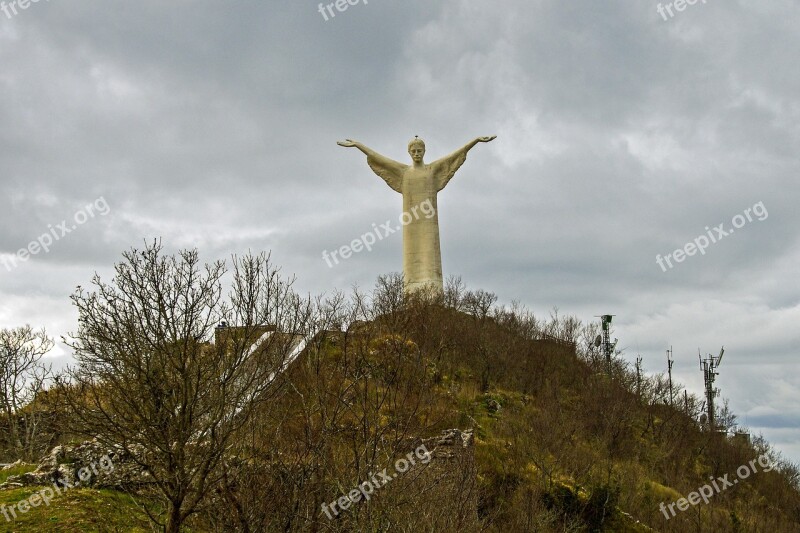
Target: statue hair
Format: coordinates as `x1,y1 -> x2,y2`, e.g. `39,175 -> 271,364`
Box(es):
408,137 -> 426,151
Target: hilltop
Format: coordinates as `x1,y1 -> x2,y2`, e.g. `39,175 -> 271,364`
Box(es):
2,268 -> 799,532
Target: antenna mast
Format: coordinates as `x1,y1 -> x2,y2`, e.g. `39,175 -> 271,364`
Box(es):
596,315 -> 616,371
635,355 -> 643,397
667,346 -> 674,407
699,346 -> 725,432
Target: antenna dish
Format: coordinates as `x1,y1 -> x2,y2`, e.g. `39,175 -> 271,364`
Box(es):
594,335 -> 602,347
699,413 -> 708,425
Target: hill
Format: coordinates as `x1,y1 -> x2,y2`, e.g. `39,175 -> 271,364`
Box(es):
2,277 -> 799,532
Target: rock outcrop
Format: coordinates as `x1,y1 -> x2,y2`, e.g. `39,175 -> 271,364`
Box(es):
0,439 -> 152,490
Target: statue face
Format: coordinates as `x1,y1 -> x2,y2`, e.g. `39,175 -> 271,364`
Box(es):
409,145 -> 425,163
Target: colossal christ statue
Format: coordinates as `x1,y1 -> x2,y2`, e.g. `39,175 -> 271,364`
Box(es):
338,135 -> 496,295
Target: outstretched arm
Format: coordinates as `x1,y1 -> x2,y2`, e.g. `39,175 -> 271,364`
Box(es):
457,136 -> 497,155
432,136 -> 496,191
337,139 -> 384,159
436,136 -> 497,163
338,139 -> 407,193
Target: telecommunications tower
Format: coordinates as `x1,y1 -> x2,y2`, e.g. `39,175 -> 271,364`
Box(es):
699,347 -> 725,432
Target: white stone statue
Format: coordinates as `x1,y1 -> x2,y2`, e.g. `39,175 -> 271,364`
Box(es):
338,135 -> 496,294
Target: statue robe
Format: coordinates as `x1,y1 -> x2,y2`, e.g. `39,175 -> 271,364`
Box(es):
365,148 -> 469,294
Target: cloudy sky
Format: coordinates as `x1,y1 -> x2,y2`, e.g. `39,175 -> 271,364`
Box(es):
1,1 -> 798,462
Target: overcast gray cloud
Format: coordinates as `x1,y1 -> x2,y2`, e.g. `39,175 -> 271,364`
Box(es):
1,0 -> 798,462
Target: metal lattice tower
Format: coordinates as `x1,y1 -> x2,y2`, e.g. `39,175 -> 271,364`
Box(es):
699,347 -> 724,431
601,315 -> 614,365
667,346 -> 674,407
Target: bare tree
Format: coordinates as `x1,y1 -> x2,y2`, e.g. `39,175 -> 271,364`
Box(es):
63,242 -> 313,533
0,325 -> 54,461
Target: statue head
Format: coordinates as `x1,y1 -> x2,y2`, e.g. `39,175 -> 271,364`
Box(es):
408,136 -> 426,163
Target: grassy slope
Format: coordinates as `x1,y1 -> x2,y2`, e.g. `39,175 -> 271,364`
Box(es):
2,305 -> 799,531
0,486 -> 154,533
0,465 -> 36,486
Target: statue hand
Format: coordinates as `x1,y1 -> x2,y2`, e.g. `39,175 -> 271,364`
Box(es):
337,139 -> 359,148
477,136 -> 497,143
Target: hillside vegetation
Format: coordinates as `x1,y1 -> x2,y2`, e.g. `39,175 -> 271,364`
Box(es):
1,245 -> 799,532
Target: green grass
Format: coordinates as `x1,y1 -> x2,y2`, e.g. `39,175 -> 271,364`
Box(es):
0,464 -> 36,485
0,486 -> 156,532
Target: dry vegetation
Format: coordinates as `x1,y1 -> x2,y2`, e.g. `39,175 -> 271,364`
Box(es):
2,243 -> 799,532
